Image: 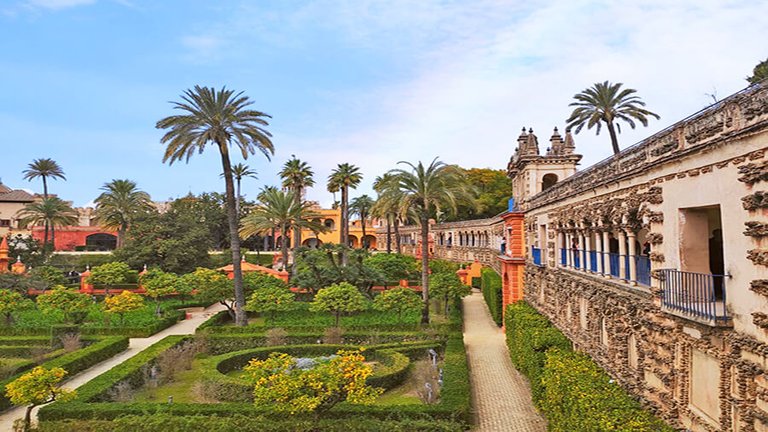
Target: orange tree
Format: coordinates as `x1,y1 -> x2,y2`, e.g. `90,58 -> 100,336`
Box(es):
309,282 -> 368,327
103,290 -> 144,325
0,289 -> 34,326
36,286 -> 92,324
373,287 -> 421,322
244,349 -> 381,413
5,366 -> 75,432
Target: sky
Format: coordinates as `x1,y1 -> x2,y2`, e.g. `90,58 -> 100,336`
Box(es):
1,0 -> 766,208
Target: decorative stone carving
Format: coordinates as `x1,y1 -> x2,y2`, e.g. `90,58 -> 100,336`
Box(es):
747,249 -> 768,267
745,222 -> 768,238
742,192 -> 768,211
649,252 -> 665,263
750,280 -> 768,298
738,160 -> 768,185
646,233 -> 664,245
753,312 -> 768,330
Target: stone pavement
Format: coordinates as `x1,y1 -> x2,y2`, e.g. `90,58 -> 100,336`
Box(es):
0,302 -> 226,430
463,291 -> 547,431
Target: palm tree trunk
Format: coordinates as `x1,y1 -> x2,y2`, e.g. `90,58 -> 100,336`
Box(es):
43,222 -> 49,251
293,188 -> 302,249
420,214 -> 430,324
51,223 -> 56,250
217,141 -> 247,327
341,186 -> 348,266
42,176 -> 48,199
235,178 -> 241,217
607,121 -> 621,155
394,218 -> 401,254
386,217 -> 392,253
270,228 -> 276,251
281,223 -> 290,272
117,223 -> 127,249
361,213 -> 367,249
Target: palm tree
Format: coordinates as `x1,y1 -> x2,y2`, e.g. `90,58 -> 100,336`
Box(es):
327,163 -> 362,264
22,158 -> 66,199
94,179 -> 153,248
226,163 -> 258,217
747,57 -> 768,84
16,197 -> 78,250
279,156 -> 315,249
240,188 -> 327,272
372,173 -> 402,254
566,81 -> 660,155
387,158 -> 474,324
350,195 -> 374,249
156,86 -> 274,327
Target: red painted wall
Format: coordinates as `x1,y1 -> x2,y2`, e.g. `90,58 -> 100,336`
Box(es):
31,226 -> 117,251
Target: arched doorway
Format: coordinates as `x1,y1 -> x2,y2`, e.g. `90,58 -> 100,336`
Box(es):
85,233 -> 117,251
542,173 -> 558,191
348,235 -> 359,248
302,238 -> 323,249
363,235 -> 377,250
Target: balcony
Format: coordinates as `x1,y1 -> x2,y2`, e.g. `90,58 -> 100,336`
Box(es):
559,248 -> 651,287
659,269 -> 731,326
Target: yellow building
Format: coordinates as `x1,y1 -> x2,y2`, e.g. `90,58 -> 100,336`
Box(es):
0,183 -> 35,238
276,204 -> 379,250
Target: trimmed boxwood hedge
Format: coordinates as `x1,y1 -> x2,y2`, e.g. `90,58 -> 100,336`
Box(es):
480,268 -> 503,326
505,302 -> 673,431
0,336 -> 128,412
0,309 -> 187,338
39,336 -> 471,427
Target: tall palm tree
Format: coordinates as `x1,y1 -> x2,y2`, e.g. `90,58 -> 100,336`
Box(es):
279,156 -> 315,249
566,81 -> 660,155
387,158 -> 474,324
240,188 -> 327,272
350,195 -> 374,249
372,173 -> 403,254
156,86 -> 274,327
327,163 -> 362,264
225,163 -> 258,216
94,179 -> 153,248
17,197 -> 78,250
22,158 -> 66,198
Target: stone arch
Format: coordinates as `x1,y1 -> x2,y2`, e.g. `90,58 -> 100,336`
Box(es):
542,173 -> 558,191
348,235 -> 359,248
302,238 -> 323,248
85,233 -> 117,251
324,219 -> 336,230
362,235 -> 377,249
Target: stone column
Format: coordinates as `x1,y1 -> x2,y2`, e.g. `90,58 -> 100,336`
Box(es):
578,231 -> 586,271
566,232 -> 573,267
558,231 -> 565,267
602,230 -> 611,278
594,230 -> 603,275
585,230 -> 592,272
618,230 -> 628,280
627,230 -> 637,285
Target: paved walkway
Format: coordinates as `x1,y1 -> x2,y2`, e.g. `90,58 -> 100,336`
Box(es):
0,302 -> 226,430
463,291 -> 547,432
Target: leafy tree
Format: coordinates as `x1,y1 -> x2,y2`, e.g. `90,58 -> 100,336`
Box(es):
245,284 -> 296,321
0,273 -> 47,295
22,158 -> 66,199
29,265 -> 68,287
182,268 -> 240,321
157,85 -> 275,327
240,188 -> 328,273
243,271 -> 289,292
0,289 -> 34,326
170,192 -> 231,249
112,204 -> 212,274
387,158 -> 474,324
429,259 -> 460,276
293,245 -> 384,296
447,168 -> 513,221
140,269 -> 180,315
36,286 -> 92,324
94,179 -> 154,249
350,195 -> 374,248
5,366 -> 75,432
327,163 -> 362,264
309,282 -> 368,327
747,57 -> 768,85
16,197 -> 78,251
7,234 -> 45,269
364,253 -> 417,284
429,272 -> 470,314
103,290 -> 144,325
373,288 -> 421,322
566,81 -> 660,155
244,349 -> 382,413
87,262 -> 136,287
279,156 -> 315,249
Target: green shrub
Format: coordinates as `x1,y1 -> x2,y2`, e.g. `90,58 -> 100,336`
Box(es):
480,268 -> 502,326
36,414 -> 465,432
505,302 -> 672,431
0,336 -> 128,411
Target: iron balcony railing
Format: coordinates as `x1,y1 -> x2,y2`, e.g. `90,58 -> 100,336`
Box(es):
659,269 -> 730,324
531,246 -> 542,266
558,248 -> 651,287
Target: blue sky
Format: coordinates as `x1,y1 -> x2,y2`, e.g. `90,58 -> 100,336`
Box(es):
1,0 -> 766,207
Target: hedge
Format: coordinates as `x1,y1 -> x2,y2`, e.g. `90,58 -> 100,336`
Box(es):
35,414 -> 465,432
39,336 -> 471,427
0,309 -> 187,338
480,268 -> 503,326
505,302 -> 673,431
0,336 -> 128,411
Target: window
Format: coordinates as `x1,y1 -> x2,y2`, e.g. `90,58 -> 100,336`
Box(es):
0,219 -> 10,227
542,173 -> 558,191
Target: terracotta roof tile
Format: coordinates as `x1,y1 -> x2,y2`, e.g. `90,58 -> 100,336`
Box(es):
0,190 -> 35,202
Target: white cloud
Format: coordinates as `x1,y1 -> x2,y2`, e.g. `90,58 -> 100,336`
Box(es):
25,0 -> 96,10
180,35 -> 225,62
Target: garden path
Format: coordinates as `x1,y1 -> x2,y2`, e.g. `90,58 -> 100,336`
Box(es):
0,302 -> 227,430
462,290 -> 547,432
